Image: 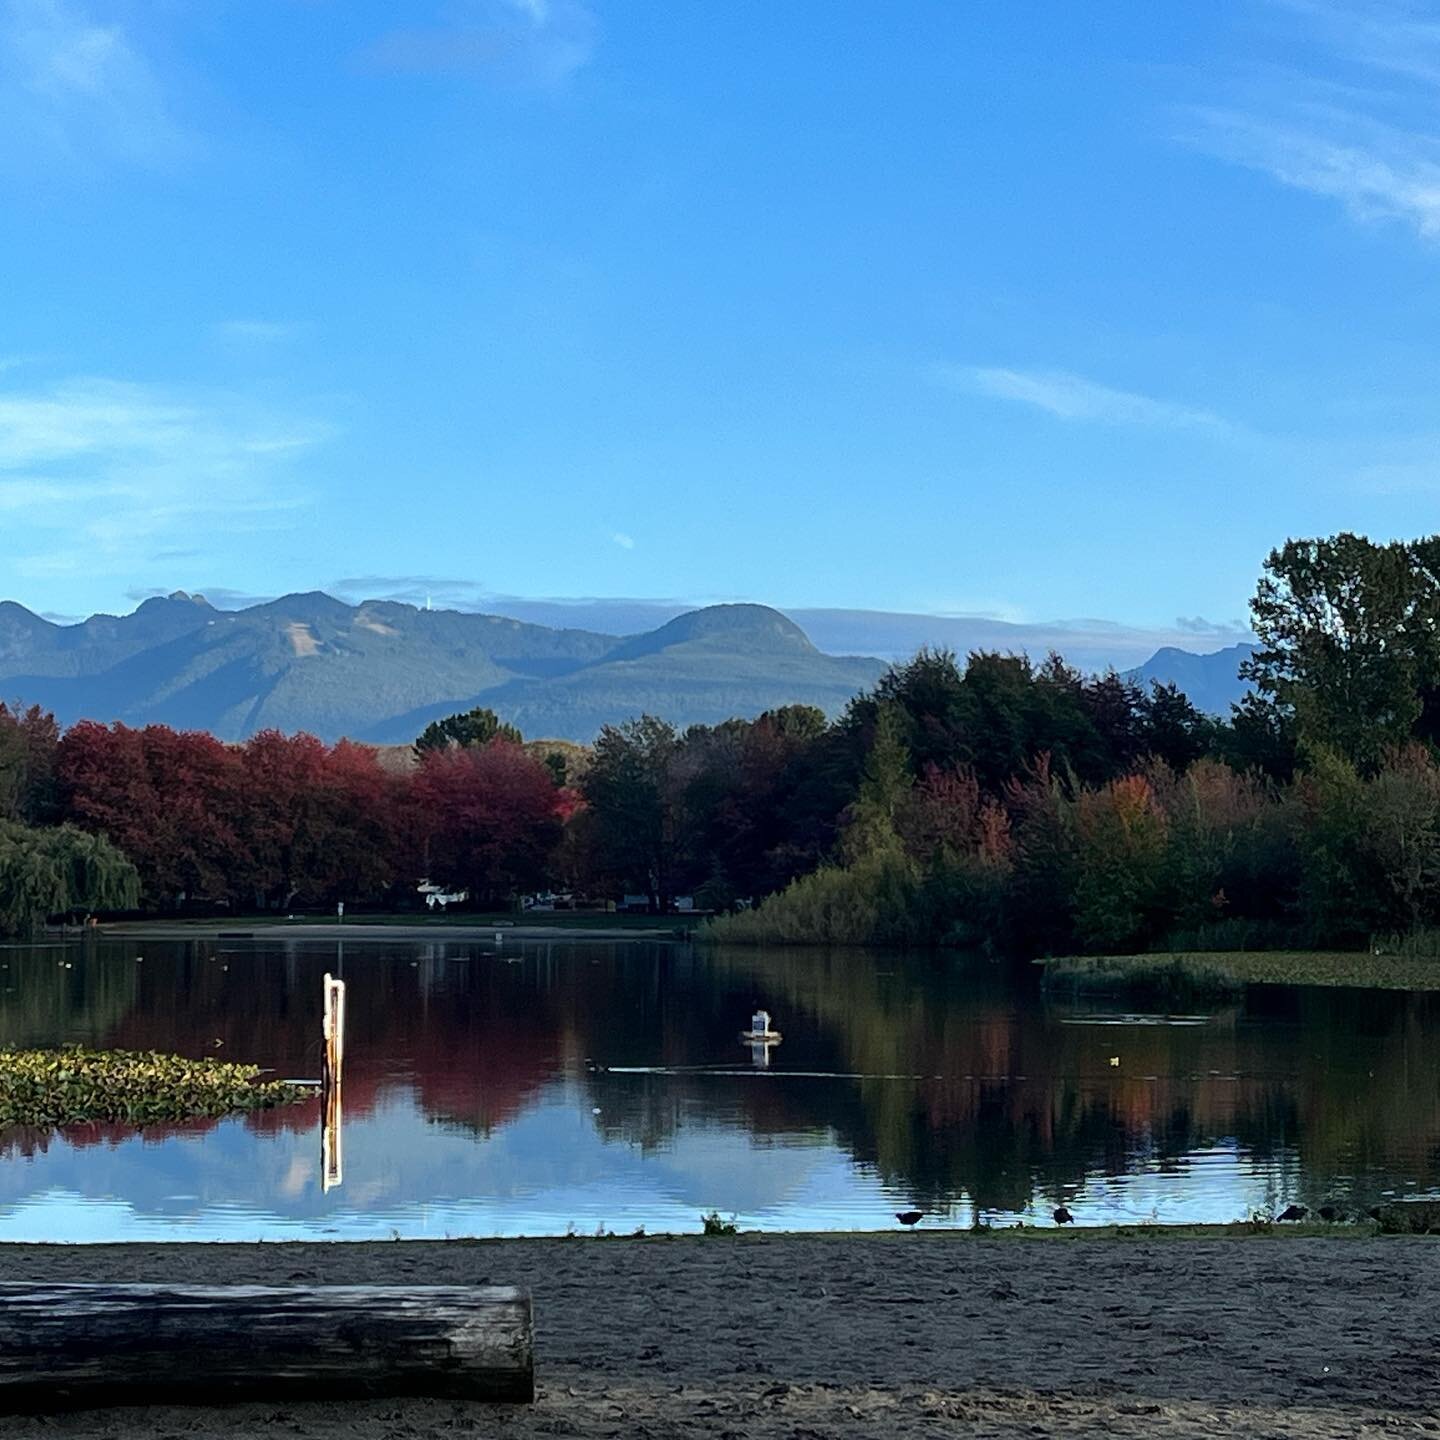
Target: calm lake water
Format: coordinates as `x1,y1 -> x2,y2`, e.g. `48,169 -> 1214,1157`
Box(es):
2,934 -> 1439,1242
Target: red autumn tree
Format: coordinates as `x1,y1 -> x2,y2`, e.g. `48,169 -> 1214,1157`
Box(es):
305,740 -> 405,904
57,722 -> 242,903
234,730 -> 331,908
411,741 -> 564,905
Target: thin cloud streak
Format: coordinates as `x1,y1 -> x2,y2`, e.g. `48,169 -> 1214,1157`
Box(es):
0,376 -> 330,577
1193,105 -> 1440,238
0,0 -> 191,172
359,0 -> 597,88
944,365 -> 1231,432
216,319 -> 303,347
1187,1 -> 1440,241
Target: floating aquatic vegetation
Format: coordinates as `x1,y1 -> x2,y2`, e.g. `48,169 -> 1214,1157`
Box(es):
0,1046 -> 305,1129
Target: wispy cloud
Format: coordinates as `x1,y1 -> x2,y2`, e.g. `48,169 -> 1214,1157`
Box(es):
1187,1 -> 1440,241
0,376 -> 329,578
610,530 -> 635,550
1194,105 -> 1440,238
215,319 -> 304,348
941,365 -> 1230,432
0,0 -> 190,172
331,576 -> 492,610
1176,613 -> 1250,638
360,0 -> 598,88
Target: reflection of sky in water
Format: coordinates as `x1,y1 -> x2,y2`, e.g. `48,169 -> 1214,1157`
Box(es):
2,1089 -> 873,1242
2,937 -> 1439,1241
0,1092 -> 1299,1242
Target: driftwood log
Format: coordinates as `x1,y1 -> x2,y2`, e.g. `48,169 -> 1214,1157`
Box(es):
0,1283 -> 533,1411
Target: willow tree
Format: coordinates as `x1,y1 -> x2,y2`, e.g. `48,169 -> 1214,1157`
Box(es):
0,821 -> 139,936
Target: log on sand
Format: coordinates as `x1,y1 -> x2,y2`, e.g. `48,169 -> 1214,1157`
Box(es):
0,1284 -> 533,1411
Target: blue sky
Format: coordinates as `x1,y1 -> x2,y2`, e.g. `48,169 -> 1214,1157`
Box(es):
3,0 -> 1440,648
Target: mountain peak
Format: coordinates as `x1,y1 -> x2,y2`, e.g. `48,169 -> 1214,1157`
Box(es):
1126,641 -> 1256,716
605,604 -> 817,663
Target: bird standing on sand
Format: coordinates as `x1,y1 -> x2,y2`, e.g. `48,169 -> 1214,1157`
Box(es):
896,1210 -> 923,1228
1277,1204 -> 1308,1222
1053,1206 -> 1074,1225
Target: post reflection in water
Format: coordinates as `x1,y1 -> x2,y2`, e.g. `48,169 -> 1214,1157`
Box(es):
320,973 -> 345,1195
0,936 -> 1438,1241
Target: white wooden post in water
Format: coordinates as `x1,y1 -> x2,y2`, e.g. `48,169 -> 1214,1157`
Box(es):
321,973 -> 345,1194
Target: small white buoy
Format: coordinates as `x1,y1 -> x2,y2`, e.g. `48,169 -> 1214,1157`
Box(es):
740,1008 -> 782,1045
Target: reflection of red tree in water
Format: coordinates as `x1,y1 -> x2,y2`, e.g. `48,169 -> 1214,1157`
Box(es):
25,944 -> 1440,1214
72,955 -> 562,1142
410,1017 -> 559,1136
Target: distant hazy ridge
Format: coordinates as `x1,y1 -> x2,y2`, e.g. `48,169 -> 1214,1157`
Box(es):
0,593 -> 886,742
0,592 -> 1253,741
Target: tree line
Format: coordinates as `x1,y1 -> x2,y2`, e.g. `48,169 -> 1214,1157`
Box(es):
3,530 -> 1440,951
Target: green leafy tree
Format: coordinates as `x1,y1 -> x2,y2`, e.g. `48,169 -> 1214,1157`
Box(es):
414,707 -> 522,754
581,716 -> 682,909
0,703 -> 60,825
1071,775 -> 1169,951
1245,534 -> 1439,771
1290,744 -> 1370,944
1360,746 -> 1440,934
841,703 -> 912,862
1217,691 -> 1297,782
1139,682 -> 1216,773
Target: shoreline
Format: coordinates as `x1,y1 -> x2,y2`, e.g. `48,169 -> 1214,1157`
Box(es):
77,919 -> 696,944
4,1231 -> 1437,1437
1043,948 -> 1440,991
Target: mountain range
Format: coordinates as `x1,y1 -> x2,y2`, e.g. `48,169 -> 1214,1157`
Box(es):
1124,643 -> 1256,716
0,591 -> 1258,742
0,593 -> 887,743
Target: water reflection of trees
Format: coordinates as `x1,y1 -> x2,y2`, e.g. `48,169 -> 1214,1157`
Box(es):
5,939 -> 1440,1215
703,948 -> 1440,1213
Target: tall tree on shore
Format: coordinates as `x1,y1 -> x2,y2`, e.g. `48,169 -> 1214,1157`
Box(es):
0,703 -> 60,826
411,741 -> 563,904
581,716 -> 681,910
1244,533 -> 1440,771
57,722 -> 242,905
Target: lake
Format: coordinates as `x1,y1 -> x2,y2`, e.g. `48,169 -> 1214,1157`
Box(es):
2,934 -> 1438,1241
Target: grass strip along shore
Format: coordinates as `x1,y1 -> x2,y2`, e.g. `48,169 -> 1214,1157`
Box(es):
0,1047 -> 305,1129
1040,949 -> 1440,994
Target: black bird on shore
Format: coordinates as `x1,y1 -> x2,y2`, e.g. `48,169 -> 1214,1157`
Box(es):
1277,1204 -> 1308,1222
1053,1206 -> 1074,1225
895,1210 -> 924,1228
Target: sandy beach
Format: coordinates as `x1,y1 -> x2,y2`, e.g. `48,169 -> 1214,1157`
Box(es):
5,1231 -> 1439,1437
